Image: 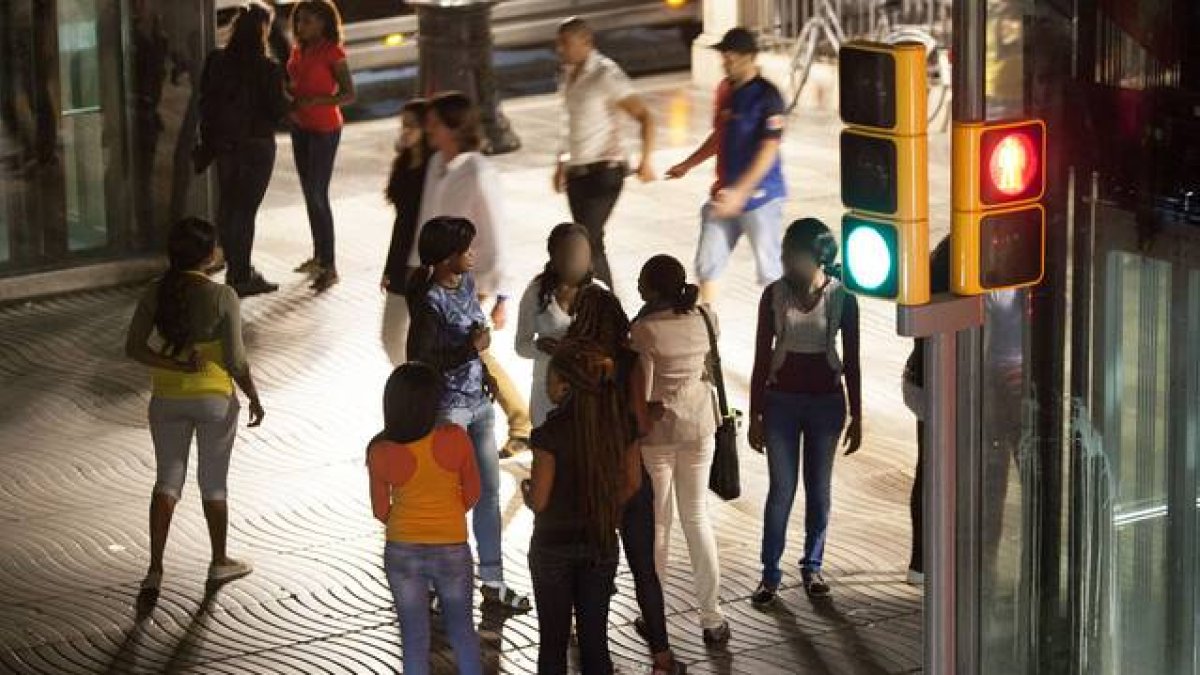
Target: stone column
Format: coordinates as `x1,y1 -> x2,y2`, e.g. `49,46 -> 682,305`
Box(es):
411,0 -> 520,155
691,0 -> 741,90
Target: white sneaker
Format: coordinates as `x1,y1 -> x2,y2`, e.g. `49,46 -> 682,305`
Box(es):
906,568 -> 925,586
208,558 -> 254,584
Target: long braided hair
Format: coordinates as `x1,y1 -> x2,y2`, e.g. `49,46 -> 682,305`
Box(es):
535,223 -> 593,312
565,285 -> 630,353
549,340 -> 628,550
154,218 -> 217,358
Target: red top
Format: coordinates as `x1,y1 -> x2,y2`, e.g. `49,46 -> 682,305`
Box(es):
287,41 -> 347,132
711,79 -> 733,197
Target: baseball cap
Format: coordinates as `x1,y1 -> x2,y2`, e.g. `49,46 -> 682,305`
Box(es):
710,27 -> 759,54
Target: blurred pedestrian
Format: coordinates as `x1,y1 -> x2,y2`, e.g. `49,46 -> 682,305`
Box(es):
748,218 -> 861,603
631,254 -> 730,645
409,91 -> 532,457
381,98 -> 432,366
368,362 -> 483,675
288,0 -> 355,292
197,1 -> 288,298
523,341 -> 643,674
405,216 -> 532,612
552,17 -> 656,289
125,217 -> 265,593
666,27 -> 786,304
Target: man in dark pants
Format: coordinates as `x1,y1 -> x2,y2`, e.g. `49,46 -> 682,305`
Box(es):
553,17 -> 656,289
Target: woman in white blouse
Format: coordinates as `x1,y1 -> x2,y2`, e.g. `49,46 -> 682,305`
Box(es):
514,223 -> 595,427
630,254 -> 729,646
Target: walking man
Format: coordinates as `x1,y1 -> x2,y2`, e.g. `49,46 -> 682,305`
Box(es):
553,17 -> 656,289
666,27 -> 786,304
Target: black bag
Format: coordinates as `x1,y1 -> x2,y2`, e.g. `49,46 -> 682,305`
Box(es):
698,306 -> 741,501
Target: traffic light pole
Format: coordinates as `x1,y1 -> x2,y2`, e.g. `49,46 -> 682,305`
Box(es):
898,294 -> 983,675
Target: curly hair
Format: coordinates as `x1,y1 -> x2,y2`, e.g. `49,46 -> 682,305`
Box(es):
564,285 -> 629,352
640,254 -> 699,314
154,218 -> 217,358
535,223 -> 593,313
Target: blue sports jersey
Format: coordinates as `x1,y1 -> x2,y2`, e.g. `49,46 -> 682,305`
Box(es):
713,75 -> 787,212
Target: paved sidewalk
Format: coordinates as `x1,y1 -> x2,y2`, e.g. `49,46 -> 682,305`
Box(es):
0,73 -> 937,674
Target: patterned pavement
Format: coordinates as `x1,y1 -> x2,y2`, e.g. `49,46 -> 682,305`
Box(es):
0,73 -> 942,674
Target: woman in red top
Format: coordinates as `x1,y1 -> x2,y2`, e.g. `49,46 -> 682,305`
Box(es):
287,1 -> 355,292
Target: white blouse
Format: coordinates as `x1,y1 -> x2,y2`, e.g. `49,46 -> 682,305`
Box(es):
630,307 -> 719,445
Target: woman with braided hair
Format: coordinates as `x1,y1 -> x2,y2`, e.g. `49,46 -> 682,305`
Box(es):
523,340 -> 643,674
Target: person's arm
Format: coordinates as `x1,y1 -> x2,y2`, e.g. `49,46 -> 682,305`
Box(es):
513,283 -> 541,360
453,428 -> 482,510
628,357 -> 651,438
620,440 -> 643,504
366,446 -> 392,524
713,87 -> 785,216
265,62 -> 289,124
406,297 -> 480,373
219,288 -> 264,426
666,131 -> 718,179
748,288 -> 775,423
124,291 -> 199,372
842,294 -> 863,441
525,448 -> 556,513
618,95 -> 655,181
471,163 -> 512,323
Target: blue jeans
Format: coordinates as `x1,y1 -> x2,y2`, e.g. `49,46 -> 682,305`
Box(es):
383,542 -> 481,675
694,197 -> 784,285
439,399 -> 503,584
291,128 -> 340,268
760,389 -> 847,586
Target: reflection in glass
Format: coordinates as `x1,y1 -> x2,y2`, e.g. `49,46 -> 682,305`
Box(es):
58,0 -> 108,252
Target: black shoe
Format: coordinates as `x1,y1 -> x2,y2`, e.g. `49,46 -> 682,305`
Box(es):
802,570 -> 831,597
702,621 -> 730,646
231,271 -> 279,298
750,581 -> 779,607
310,267 -> 339,293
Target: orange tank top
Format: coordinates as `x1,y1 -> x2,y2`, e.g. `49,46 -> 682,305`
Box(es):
386,432 -> 468,544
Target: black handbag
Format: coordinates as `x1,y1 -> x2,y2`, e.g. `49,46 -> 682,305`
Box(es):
698,306 -> 741,501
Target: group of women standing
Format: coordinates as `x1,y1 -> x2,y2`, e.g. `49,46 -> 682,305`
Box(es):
197,0 -> 352,298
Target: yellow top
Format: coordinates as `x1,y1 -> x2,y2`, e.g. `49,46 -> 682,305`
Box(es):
385,434 -> 470,544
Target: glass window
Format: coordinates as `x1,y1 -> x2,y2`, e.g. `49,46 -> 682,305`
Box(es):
58,0 -> 108,252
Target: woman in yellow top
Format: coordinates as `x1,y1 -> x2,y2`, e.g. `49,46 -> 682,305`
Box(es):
367,362 -> 482,675
125,217 -> 265,594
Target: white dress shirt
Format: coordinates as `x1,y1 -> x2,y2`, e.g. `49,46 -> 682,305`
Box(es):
560,50 -> 636,166
408,150 -> 510,297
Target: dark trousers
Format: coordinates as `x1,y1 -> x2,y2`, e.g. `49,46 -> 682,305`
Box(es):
620,470 -> 669,654
529,539 -> 618,675
291,128 -> 340,268
910,420 -> 925,573
565,164 -> 625,288
215,139 -> 276,283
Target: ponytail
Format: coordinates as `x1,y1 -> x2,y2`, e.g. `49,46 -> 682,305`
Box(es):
639,254 -> 697,315
404,265 -> 435,309
154,218 -> 217,358
674,282 -> 700,314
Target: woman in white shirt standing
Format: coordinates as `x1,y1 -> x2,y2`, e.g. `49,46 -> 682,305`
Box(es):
410,91 -> 533,457
630,254 -> 730,646
514,223 -> 595,427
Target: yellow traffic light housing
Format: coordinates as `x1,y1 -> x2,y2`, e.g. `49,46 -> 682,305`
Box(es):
838,41 -> 930,305
951,120 -> 1047,294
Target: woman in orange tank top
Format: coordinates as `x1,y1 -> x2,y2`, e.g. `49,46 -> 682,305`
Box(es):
367,363 -> 482,675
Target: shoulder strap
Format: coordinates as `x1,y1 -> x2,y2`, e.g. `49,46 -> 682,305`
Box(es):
697,306 -> 730,419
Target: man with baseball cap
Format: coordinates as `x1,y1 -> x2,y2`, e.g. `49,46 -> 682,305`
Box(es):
667,27 -> 787,303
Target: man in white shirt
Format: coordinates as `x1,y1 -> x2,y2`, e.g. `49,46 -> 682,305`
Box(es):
553,17 -> 656,288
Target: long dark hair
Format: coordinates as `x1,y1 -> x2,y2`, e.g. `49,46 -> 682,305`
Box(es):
535,223 -> 592,313
385,98 -> 431,205
404,216 -> 477,308
225,2 -> 272,64
782,218 -> 842,279
428,91 -> 482,153
291,0 -> 343,46
549,341 -> 627,550
640,254 -> 699,314
375,362 -> 444,449
565,285 -> 630,352
154,218 -> 218,358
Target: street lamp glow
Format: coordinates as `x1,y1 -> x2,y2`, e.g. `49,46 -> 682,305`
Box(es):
846,226 -> 893,290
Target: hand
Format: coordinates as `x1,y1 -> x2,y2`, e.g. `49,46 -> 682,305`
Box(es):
665,162 -> 689,180
183,350 -> 208,373
747,416 -> 766,453
247,398 -> 265,427
490,300 -> 508,331
553,163 -> 567,193
711,187 -> 749,218
471,326 -> 492,352
635,160 -> 656,183
520,479 -> 534,510
535,337 -> 560,355
843,417 -> 863,456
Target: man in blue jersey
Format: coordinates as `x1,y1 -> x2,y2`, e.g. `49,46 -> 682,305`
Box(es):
667,27 -> 786,303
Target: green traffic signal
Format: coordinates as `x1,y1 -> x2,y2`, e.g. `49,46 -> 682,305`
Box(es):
842,214 -> 900,300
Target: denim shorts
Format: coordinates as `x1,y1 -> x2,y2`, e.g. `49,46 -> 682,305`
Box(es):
694,197 -> 784,285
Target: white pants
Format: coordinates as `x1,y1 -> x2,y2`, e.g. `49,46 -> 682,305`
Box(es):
381,292 -> 409,367
642,438 -> 724,629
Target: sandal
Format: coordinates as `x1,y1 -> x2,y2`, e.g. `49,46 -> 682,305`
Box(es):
481,583 -> 531,613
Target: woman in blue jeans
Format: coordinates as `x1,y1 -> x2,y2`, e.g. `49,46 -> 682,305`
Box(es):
405,215 -> 531,612
367,363 -> 482,674
747,218 -> 862,603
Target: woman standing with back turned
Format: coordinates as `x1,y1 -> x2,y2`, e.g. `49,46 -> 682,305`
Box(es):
288,0 -> 355,293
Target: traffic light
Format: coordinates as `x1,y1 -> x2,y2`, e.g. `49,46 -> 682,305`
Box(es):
951,120 -> 1047,294
838,41 -> 930,305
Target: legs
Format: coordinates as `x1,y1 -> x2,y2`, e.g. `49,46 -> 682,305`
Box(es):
910,420 -> 925,574
574,548 -> 618,675
529,544 -> 574,675
195,396 -> 240,564
565,166 -> 625,289
640,443 -> 677,581
217,141 -> 276,283
291,129 -> 340,269
430,544 -> 483,675
384,543 -> 434,675
740,199 -> 784,286
445,402 -> 504,584
798,394 -> 846,573
672,439 -> 724,629
381,292 -> 411,367
693,203 -> 740,305
147,397 -> 195,574
760,391 -> 803,587
480,348 -> 532,442
620,472 -> 670,655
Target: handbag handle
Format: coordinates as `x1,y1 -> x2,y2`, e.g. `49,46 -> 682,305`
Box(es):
697,305 -> 732,421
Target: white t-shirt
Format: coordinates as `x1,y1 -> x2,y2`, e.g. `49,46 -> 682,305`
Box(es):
560,50 -> 636,166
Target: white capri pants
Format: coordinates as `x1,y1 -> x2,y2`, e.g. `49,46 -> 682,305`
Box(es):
148,395 -> 239,501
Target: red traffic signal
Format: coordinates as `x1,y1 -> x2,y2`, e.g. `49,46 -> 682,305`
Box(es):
980,123 -> 1044,205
